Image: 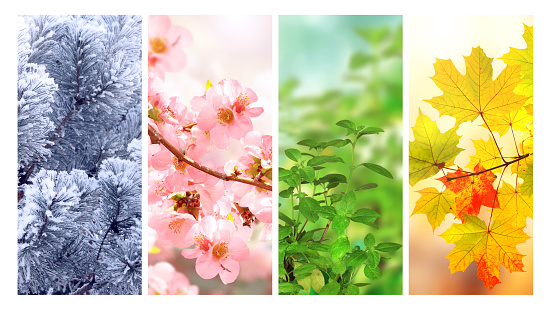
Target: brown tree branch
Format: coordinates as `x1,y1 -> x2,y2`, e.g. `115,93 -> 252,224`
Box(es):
446,153 -> 530,182
148,124 -> 272,191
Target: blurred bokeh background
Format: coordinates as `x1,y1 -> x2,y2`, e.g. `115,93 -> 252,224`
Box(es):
149,15 -> 272,295
409,15 -> 533,295
279,15 -> 403,294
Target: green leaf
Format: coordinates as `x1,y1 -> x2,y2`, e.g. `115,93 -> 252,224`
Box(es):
358,127 -> 384,137
336,119 -> 356,130
344,284 -> 360,295
284,173 -> 300,188
364,233 -> 375,248
329,194 -> 342,203
319,173 -> 347,189
330,234 -> 350,261
375,242 -> 402,253
279,168 -> 292,180
279,212 -> 293,225
296,139 -> 318,149
279,186 -> 294,198
347,250 -> 368,267
319,280 -> 341,295
293,263 -> 317,275
307,156 -> 344,167
335,192 -> 356,215
308,255 -> 332,268
353,282 -> 372,287
318,206 -> 337,220
361,163 -> 393,179
306,242 -> 330,252
364,264 -> 382,280
300,166 -> 316,183
367,250 -> 381,267
298,229 -> 316,243
279,225 -> 293,240
331,260 -> 346,275
285,242 -> 308,254
331,215 -> 350,234
284,148 -> 302,162
148,107 -> 163,122
354,183 -> 378,191
279,282 -> 304,294
298,197 -> 320,223
351,208 -> 379,227
325,139 -> 352,148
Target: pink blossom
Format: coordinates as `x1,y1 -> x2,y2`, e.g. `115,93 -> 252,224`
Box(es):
148,76 -> 164,97
149,210 -> 197,248
148,262 -> 199,295
196,79 -> 263,149
148,16 -> 193,79
181,216 -> 250,284
232,182 -> 272,223
148,170 -> 172,208
259,223 -> 272,242
242,131 -> 272,169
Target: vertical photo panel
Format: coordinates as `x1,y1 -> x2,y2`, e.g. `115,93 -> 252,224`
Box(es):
17,15 -> 143,295
147,15 -> 273,295
408,15 -> 533,294
278,15 -> 403,295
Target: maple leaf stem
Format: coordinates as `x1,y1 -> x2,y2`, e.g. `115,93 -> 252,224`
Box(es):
148,124 -> 272,191
488,167 -> 507,228
481,115 -> 506,162
446,153 -> 530,182
510,128 -> 521,156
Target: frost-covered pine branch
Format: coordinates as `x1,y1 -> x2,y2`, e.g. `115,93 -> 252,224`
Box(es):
17,15 -> 142,295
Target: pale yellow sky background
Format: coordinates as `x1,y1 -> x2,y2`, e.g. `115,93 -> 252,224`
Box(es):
409,15 -> 533,294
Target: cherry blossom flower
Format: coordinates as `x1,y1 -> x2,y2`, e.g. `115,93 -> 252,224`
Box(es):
181,216 -> 250,284
149,262 -> 199,295
197,79 -> 263,149
242,131 -> 272,169
149,210 -> 197,248
148,16 -> 192,79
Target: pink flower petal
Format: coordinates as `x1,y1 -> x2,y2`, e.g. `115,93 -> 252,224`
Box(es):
195,253 -> 221,280
229,237 -> 250,262
149,15 -> 171,37
197,105 -> 218,131
210,125 -> 231,149
219,258 -> 240,284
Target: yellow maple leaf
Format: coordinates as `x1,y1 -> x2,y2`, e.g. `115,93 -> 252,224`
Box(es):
500,24 -> 533,98
494,181 -> 532,228
426,46 -> 530,136
411,187 -> 456,232
466,138 -> 503,173
440,214 -> 529,289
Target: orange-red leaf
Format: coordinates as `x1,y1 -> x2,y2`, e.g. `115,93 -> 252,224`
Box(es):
437,163 -> 499,222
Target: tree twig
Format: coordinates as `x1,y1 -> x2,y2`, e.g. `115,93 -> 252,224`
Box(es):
446,153 -> 530,182
148,124 -> 272,191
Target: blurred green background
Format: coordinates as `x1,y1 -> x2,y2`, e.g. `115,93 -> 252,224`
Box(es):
279,15 -> 403,294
